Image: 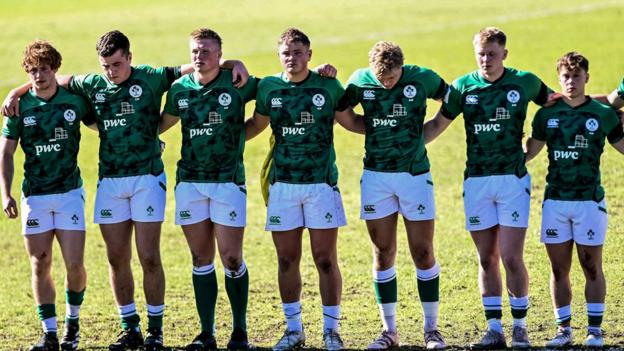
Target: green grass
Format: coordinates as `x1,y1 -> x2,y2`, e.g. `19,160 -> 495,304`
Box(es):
1,0 -> 624,349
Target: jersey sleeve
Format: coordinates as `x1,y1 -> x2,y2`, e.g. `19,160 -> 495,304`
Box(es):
76,95 -> 96,126
603,108 -> 624,144
424,69 -> 448,100
239,76 -> 259,103
530,108 -> 547,141
141,65 -> 182,96
2,116 -> 20,139
525,72 -> 551,106
163,85 -> 180,117
440,81 -> 462,120
68,74 -> 94,97
254,79 -> 271,116
617,77 -> 624,99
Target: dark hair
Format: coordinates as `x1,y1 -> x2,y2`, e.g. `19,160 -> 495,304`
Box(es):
278,28 -> 310,47
557,51 -> 589,73
96,30 -> 130,57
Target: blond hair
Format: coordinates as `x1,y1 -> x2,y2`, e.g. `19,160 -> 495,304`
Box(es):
368,41 -> 404,75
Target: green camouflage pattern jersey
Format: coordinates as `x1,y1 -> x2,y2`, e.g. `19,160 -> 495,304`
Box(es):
255,71 -> 347,185
618,77 -> 624,99
442,67 -> 549,178
531,98 -> 624,201
2,87 -> 91,196
345,65 -> 447,174
69,65 -> 181,178
163,70 -> 257,185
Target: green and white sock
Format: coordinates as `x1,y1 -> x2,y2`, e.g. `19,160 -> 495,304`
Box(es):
65,288 -> 85,326
224,261 -> 249,331
37,304 -> 57,335
373,266 -> 397,332
193,264 -> 217,334
417,263 -> 440,332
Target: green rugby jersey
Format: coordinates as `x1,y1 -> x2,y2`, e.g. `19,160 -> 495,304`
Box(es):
255,70 -> 347,185
2,87 -> 91,196
531,98 -> 623,201
345,65 -> 447,174
163,70 -> 257,185
442,67 -> 549,178
617,77 -> 624,99
69,65 -> 181,178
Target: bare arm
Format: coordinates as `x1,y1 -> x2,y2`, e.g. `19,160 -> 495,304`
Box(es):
334,107 -> 365,134
244,111 -> 270,141
607,89 -> 624,109
0,136 -> 18,218
219,59 -> 249,88
423,109 -> 454,144
159,113 -> 180,134
313,63 -> 337,78
611,138 -> 624,155
524,137 -> 546,163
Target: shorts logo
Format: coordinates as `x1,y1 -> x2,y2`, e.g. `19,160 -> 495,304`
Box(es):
587,229 -> 595,240
403,85 -> 417,99
312,94 -> 325,107
24,116 -> 37,126
585,118 -> 599,133
71,214 -> 79,225
511,211 -> 519,222
95,93 -> 106,103
465,95 -> 478,105
363,90 -> 375,100
64,109 -> 76,122
545,229 -> 558,238
178,99 -> 189,109
325,212 -> 333,223
417,204 -> 426,214
547,118 -> 559,128
271,98 -> 283,108
269,216 -> 281,225
26,219 -> 40,228
469,216 -> 480,225
179,210 -> 191,219
146,206 -> 154,216
129,85 -> 142,98
507,90 -> 520,104
229,211 -> 237,221
100,209 -> 112,218
363,205 -> 376,213
219,93 -> 232,106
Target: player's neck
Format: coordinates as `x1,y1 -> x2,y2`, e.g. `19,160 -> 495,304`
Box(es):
284,69 -> 310,83
32,81 -> 58,100
194,68 -> 219,85
561,93 -> 588,108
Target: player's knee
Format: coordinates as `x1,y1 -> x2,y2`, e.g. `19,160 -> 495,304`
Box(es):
479,253 -> 499,271
222,254 -> 242,271
139,254 -> 162,273
550,266 -> 569,282
31,255 -> 52,276
107,254 -> 130,271
580,259 -> 602,281
277,255 -> 297,273
412,247 -> 434,267
314,255 -> 336,275
65,259 -> 85,274
501,254 -> 524,273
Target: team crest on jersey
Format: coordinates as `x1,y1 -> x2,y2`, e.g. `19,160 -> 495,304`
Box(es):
507,90 -> 520,104
312,94 -> 325,107
403,85 -> 417,99
129,85 -> 142,98
547,118 -> 559,128
23,116 -> 37,126
95,93 -> 106,103
465,95 -> 478,105
64,109 -> 76,122
219,93 -> 232,106
585,118 -> 599,133
363,90 -> 375,100
178,99 -> 189,109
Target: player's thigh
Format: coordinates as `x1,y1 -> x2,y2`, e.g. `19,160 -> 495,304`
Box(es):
572,199 -> 607,246
94,177 -> 131,224
360,170 -> 399,220
100,220 -> 134,263
134,221 -> 163,261
541,200 -> 574,245
404,218 -> 435,258
544,241 -> 574,273
266,182 -> 304,231
208,183 -> 247,227
54,187 -> 86,232
366,213 -> 399,254
303,184 -> 346,229
272,227 -> 305,264
496,174 -> 531,228
24,230 -> 55,266
182,219 -> 216,265
55,229 -> 86,269
498,225 -> 527,261
130,173 -> 167,222
214,223 -> 245,268
175,182 -> 210,225
396,172 -> 436,221
470,225 -> 500,259
463,176 -> 498,231
309,227 -> 339,262
20,193 -> 55,235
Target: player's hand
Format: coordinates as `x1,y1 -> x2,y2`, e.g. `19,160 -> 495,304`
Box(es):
159,140 -> 166,154
543,92 -> 563,107
1,90 -> 21,117
2,194 -> 17,218
315,63 -> 337,78
231,60 -> 249,88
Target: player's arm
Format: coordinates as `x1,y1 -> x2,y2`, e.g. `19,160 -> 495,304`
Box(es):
2,75 -> 75,117
524,137 -> 545,162
0,136 -> 18,218
334,107 -> 365,134
218,59 -> 249,88
423,109 -> 454,144
159,113 -> 180,134
314,63 -> 337,78
607,89 -> 624,109
244,111 -> 270,141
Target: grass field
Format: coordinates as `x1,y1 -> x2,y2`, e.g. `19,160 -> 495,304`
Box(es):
1,0 -> 624,349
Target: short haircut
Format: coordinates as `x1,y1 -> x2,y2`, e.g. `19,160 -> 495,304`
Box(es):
189,28 -> 222,48
278,28 -> 310,47
473,27 -> 507,47
96,30 -> 130,57
22,40 -> 62,72
368,41 -> 404,75
557,51 -> 589,73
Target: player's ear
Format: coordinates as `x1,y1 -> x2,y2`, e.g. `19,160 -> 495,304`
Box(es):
585,72 -> 590,83
127,52 -> 133,63
308,49 -> 312,62
502,49 -> 508,60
